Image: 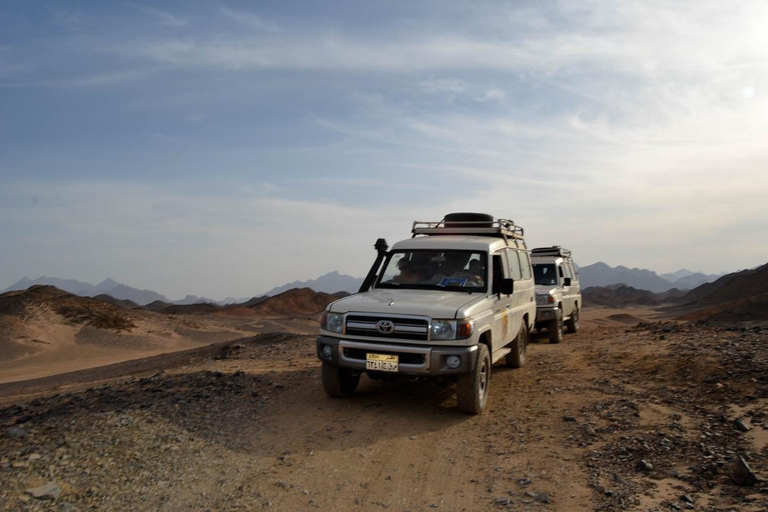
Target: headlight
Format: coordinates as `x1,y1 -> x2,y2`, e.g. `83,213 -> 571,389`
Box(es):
536,294 -> 555,305
431,320 -> 456,340
321,312 -> 344,334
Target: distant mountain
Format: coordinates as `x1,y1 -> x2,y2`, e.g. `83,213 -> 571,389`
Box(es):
2,277 -> 170,306
101,284 -> 168,306
579,262 -> 675,293
263,271 -> 363,296
659,269 -> 697,281
175,294 -> 219,305
3,276 -> 94,295
579,263 -> 722,293
659,269 -> 724,288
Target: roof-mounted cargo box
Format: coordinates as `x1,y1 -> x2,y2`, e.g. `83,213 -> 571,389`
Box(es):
531,246 -> 572,258
412,212 -> 524,241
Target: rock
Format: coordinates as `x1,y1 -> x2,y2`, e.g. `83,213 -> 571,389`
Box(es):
680,494 -> 694,504
638,460 -> 653,472
584,425 -> 597,437
517,477 -> 532,487
494,497 -> 511,505
535,492 -> 551,503
26,482 -> 62,500
4,426 -> 28,438
729,456 -> 758,486
733,418 -> 751,432
562,416 -> 577,422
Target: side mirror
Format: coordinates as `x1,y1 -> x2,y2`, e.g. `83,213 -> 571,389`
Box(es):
564,277 -> 572,286
501,278 -> 514,295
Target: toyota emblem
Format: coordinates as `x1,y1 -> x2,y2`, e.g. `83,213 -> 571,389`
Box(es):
376,320 -> 395,334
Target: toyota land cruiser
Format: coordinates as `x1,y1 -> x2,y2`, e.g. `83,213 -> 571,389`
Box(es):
316,213 -> 536,414
531,246 -> 582,343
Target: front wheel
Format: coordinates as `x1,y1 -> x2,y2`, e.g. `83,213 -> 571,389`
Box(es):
321,362 -> 360,398
547,315 -> 564,344
457,344 -> 490,414
566,306 -> 580,333
506,324 -> 528,368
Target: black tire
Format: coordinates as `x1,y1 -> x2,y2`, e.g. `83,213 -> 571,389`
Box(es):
506,324 -> 528,368
321,362 -> 360,398
457,344 -> 491,414
547,315 -> 564,344
566,306 -> 580,333
444,212 -> 493,228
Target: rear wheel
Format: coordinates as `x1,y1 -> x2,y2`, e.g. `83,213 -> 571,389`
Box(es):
457,344 -> 491,414
566,306 -> 580,333
547,314 -> 564,344
321,362 -> 360,398
506,324 -> 528,368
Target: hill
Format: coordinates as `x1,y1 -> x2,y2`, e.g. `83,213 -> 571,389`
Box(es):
676,263 -> 768,322
2,277 -> 171,306
246,287 -> 341,317
582,285 -> 662,307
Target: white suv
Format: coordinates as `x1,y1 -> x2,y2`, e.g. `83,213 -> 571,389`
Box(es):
317,213 -> 536,414
531,246 -> 582,343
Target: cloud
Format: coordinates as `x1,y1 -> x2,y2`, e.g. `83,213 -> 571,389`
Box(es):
221,7 -> 282,33
132,5 -> 189,27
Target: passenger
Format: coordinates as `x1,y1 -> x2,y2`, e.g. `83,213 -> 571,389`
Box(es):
393,259 -> 419,284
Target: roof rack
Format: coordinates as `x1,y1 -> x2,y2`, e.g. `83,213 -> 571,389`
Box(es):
531,246 -> 571,258
412,218 -> 525,241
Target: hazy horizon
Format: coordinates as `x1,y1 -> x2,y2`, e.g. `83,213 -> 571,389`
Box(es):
2,1 -> 767,299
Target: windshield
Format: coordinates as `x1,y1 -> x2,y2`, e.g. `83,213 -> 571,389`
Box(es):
533,263 -> 558,286
376,250 -> 487,292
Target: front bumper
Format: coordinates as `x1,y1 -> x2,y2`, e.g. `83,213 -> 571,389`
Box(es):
535,306 -> 562,324
317,336 -> 478,376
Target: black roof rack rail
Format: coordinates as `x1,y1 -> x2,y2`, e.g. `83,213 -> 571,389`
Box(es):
412,217 -> 524,242
531,246 -> 572,258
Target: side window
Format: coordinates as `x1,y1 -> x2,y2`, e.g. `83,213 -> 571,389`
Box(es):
520,252 -> 532,280
507,250 -> 523,280
492,253 -> 505,294
569,262 -> 579,282
562,263 -> 573,279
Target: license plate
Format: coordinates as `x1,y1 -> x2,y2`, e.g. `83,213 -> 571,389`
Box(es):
366,353 -> 399,372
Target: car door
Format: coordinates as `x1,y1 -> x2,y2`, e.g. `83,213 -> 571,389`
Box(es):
561,261 -> 575,315
505,248 -> 525,341
491,250 -> 514,360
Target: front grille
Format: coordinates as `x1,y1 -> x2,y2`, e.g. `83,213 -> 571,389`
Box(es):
343,347 -> 426,365
345,315 -> 429,341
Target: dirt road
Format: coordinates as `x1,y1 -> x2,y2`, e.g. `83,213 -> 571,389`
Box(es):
1,314 -> 766,511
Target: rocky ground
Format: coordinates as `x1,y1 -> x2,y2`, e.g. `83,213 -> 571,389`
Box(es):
1,321 -> 766,511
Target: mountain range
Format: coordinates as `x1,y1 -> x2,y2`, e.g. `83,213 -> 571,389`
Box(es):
2,277 -> 168,306
2,263 -> 724,306
578,263 -> 724,293
1,271 -> 363,307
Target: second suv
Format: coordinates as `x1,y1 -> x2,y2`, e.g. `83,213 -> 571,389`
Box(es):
531,246 -> 581,343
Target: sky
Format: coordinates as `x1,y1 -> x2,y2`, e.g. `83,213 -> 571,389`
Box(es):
1,0 -> 767,301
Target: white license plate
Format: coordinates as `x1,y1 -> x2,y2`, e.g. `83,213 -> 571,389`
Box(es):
366,353 -> 399,372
